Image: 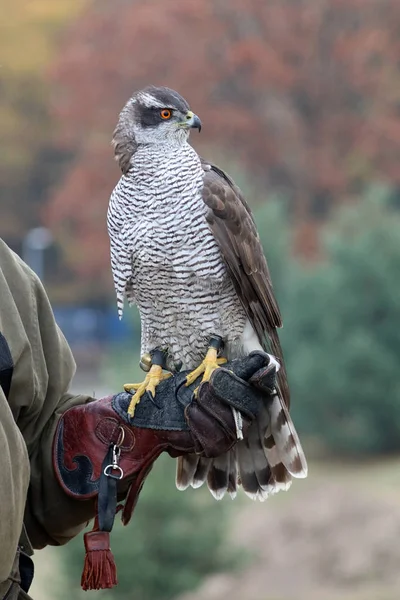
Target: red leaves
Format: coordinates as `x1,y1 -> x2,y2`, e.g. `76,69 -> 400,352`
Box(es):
46,0 -> 400,283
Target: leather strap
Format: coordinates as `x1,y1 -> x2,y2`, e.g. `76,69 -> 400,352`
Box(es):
98,446 -> 118,533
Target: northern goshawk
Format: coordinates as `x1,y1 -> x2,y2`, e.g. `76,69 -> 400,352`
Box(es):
107,86 -> 307,500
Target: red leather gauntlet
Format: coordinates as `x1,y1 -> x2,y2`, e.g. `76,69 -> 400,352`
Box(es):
53,351 -> 275,590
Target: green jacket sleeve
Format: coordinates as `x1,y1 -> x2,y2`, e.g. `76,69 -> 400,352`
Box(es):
0,239 -> 96,555
0,385 -> 30,582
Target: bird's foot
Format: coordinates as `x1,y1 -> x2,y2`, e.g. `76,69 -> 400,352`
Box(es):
124,349 -> 171,417
185,335 -> 227,387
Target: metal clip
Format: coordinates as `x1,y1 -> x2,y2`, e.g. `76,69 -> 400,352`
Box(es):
104,443 -> 124,479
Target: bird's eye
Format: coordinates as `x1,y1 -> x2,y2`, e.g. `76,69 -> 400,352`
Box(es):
160,109 -> 172,120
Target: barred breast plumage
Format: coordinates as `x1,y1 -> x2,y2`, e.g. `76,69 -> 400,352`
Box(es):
107,142 -> 247,369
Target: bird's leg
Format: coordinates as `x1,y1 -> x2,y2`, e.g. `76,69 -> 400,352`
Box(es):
124,348 -> 172,417
185,335 -> 227,387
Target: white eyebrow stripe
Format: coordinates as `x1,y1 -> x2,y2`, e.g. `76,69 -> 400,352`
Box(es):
138,93 -> 167,108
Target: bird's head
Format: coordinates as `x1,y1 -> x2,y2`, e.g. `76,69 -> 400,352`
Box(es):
112,86 -> 201,173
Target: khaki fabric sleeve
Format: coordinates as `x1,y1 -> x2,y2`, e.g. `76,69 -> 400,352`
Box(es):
0,239 -> 96,553
0,386 -> 30,582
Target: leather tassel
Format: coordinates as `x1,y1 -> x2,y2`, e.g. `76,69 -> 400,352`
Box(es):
81,530 -> 117,590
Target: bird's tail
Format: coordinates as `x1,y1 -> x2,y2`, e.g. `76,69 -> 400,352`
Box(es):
176,453 -> 226,498
175,390 -> 307,500
264,391 -> 308,479
237,389 -> 308,499
176,451 -> 237,500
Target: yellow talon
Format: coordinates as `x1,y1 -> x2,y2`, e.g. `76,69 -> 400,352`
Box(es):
185,346 -> 227,387
124,364 -> 171,417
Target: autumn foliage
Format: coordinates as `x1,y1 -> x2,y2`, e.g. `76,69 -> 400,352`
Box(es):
0,0 -> 88,242
46,0 -> 400,281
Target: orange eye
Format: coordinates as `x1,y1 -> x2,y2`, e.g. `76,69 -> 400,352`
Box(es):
160,109 -> 172,120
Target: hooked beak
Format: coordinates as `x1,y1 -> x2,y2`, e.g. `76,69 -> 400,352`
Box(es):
184,110 -> 202,132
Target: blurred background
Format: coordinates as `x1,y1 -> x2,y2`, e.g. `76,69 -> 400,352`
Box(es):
2,1 -> 400,599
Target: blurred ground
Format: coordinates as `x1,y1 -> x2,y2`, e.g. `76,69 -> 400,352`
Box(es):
31,458 -> 400,600
178,460 -> 400,600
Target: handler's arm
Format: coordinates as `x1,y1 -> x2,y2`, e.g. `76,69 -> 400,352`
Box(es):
0,239 -> 95,552
0,386 -> 30,581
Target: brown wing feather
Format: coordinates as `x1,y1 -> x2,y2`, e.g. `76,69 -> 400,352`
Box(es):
201,159 -> 290,407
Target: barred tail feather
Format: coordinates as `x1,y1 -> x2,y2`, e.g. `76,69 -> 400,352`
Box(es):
270,462 -> 292,493
176,454 -> 232,498
256,403 -> 292,493
236,405 -> 283,501
266,393 -> 308,479
227,449 -> 238,499
176,453 -> 233,499
176,455 -> 199,491
207,453 -> 230,500
236,438 -> 269,501
192,457 -> 212,489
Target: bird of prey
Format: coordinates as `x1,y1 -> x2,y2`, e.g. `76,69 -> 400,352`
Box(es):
107,85 -> 307,500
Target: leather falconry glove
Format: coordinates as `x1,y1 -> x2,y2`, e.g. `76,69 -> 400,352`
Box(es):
53,351 -> 278,591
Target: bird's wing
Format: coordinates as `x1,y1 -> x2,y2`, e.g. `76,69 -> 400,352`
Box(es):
201,158 -> 290,407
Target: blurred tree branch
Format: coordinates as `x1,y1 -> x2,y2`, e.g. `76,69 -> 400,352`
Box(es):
44,0 -> 400,291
